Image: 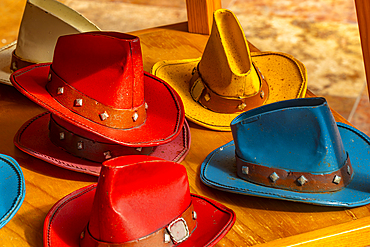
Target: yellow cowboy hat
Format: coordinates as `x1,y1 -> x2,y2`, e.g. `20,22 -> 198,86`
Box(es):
152,9 -> 307,131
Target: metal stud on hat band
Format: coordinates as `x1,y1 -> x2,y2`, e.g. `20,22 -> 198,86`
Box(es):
46,68 -> 147,129
236,154 -> 353,193
79,204 -> 197,246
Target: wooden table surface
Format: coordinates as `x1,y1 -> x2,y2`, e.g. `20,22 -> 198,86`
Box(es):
1,2 -> 370,246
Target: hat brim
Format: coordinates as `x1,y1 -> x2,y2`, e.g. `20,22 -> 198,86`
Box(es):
0,41 -> 16,86
14,112 -> 191,176
0,154 -> 25,228
151,52 -> 307,131
43,184 -> 235,246
200,122 -> 370,207
11,63 -> 185,146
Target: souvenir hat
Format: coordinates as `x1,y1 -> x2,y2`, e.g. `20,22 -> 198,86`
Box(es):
0,154 -> 25,228
14,112 -> 190,176
11,32 -> 185,146
201,97 -> 370,207
152,9 -> 307,131
0,0 -> 100,86
44,155 -> 235,246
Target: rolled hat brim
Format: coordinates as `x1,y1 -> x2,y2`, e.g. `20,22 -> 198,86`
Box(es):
43,184 -> 236,246
201,122 -> 370,207
0,41 -> 16,86
152,51 -> 307,131
14,112 -> 191,176
11,63 -> 185,146
0,154 -> 25,228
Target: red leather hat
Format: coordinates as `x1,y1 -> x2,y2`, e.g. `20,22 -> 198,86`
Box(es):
44,155 -> 235,246
10,32 -> 185,146
14,112 -> 190,176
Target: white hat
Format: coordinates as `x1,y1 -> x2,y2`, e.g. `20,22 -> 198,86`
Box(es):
0,0 -> 100,86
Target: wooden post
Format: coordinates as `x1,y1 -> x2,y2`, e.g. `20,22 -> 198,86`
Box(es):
186,0 -> 221,35
354,0 -> 370,98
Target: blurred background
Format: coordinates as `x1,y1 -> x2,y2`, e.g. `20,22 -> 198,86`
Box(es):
2,0 -> 370,134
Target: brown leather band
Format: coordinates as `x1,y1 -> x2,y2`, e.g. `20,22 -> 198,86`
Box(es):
49,115 -> 153,163
236,154 -> 353,192
189,63 -> 269,113
80,204 -> 197,247
10,50 -> 36,72
46,67 -> 147,129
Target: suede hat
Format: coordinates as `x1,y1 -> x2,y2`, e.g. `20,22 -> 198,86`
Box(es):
11,32 -> 185,147
201,97 -> 370,207
44,155 -> 236,246
0,154 -> 25,229
14,112 -> 190,176
152,9 -> 307,131
0,0 -> 100,86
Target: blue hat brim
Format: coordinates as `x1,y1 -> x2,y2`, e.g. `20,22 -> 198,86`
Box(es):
200,122 -> 370,207
0,154 -> 26,228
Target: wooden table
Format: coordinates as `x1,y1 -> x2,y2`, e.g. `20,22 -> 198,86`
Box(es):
1,4 -> 370,247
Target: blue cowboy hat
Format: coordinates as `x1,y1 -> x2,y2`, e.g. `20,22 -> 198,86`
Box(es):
0,154 -> 25,228
201,97 -> 370,207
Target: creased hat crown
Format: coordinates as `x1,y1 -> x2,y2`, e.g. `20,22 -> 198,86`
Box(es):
198,9 -> 260,98
51,32 -> 144,109
87,155 -> 191,243
231,97 -> 347,173
14,0 -> 99,67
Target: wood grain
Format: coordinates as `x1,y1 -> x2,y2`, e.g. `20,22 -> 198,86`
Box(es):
185,0 -> 221,34
354,0 -> 370,99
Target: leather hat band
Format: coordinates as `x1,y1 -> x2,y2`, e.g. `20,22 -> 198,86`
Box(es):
49,115 -> 153,163
80,204 -> 197,247
236,153 -> 353,193
189,63 -> 269,114
46,67 -> 147,129
10,50 -> 36,73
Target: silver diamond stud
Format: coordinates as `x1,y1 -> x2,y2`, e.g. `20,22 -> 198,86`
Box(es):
204,93 -> 211,102
238,103 -> 247,111
77,141 -> 83,150
136,147 -> 142,152
269,172 -> 279,182
74,99 -> 83,107
48,73 -> 52,81
12,62 -> 17,71
192,211 -> 197,220
104,151 -> 112,160
297,175 -> 308,186
132,112 -> 139,122
260,90 -> 265,99
347,165 -> 351,175
257,67 -> 265,80
164,232 -> 171,243
99,111 -> 109,121
241,166 -> 249,175
333,175 -> 342,184
59,132 -> 65,140
57,87 -> 64,95
145,102 -> 148,110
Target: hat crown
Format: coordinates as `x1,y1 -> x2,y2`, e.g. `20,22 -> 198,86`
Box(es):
198,9 -> 260,98
231,97 -> 347,173
51,32 -> 144,109
88,156 -> 192,243
15,0 -> 99,64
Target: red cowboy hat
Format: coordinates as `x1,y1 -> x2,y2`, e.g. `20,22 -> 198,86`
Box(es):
44,155 -> 235,246
10,32 -> 184,146
14,112 -> 190,176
